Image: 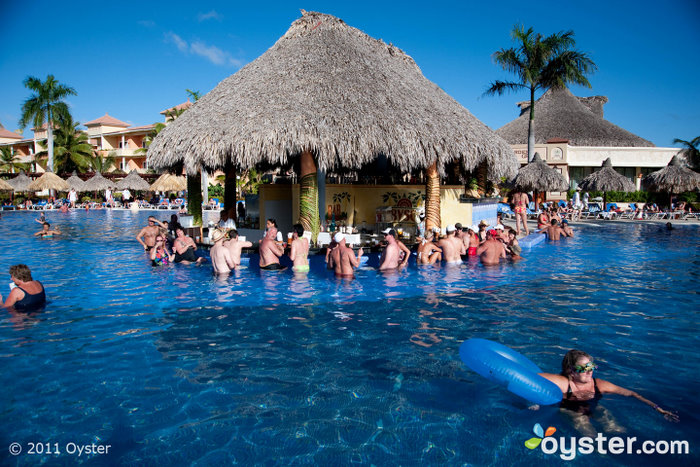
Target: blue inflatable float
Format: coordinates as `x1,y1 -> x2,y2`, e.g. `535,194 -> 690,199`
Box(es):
459,338 -> 562,405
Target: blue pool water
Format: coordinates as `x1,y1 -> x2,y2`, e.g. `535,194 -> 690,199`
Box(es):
0,210 -> 698,466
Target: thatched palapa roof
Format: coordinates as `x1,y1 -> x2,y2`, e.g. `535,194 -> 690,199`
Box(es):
0,178 -> 12,191
84,172 -> 114,191
116,170 -> 151,191
7,172 -> 33,192
497,87 -> 653,147
578,158 -> 636,192
65,171 -> 88,192
642,156 -> 700,193
150,174 -> 187,192
148,11 -> 517,180
28,172 -> 70,192
512,153 -> 568,192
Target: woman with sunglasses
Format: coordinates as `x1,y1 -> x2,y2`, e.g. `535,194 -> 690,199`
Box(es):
150,236 -> 173,266
539,349 -> 678,422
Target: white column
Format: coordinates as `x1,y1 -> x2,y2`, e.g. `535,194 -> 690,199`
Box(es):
201,171 -> 209,206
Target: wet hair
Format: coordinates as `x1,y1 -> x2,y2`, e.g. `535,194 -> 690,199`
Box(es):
228,229 -> 238,239
561,349 -> 592,376
293,223 -> 304,236
43,222 -> 50,228
267,218 -> 277,228
550,219 -> 558,226
9,264 -> 33,282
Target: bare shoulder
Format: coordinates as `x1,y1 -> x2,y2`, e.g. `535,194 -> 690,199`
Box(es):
538,373 -> 568,391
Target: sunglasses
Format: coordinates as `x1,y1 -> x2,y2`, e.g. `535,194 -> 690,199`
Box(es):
572,362 -> 597,373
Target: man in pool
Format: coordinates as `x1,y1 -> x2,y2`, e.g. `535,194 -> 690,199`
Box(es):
210,229 -> 236,275
438,224 -> 464,264
34,222 -> 61,238
539,349 -> 678,423
476,230 -> 506,265
136,216 -> 166,251
330,232 -> 363,278
539,219 -> 567,241
173,227 -> 206,264
288,224 -> 310,273
259,225 -> 285,270
379,229 -> 410,270
416,230 -> 442,265
224,229 -> 253,267
560,219 -> 574,237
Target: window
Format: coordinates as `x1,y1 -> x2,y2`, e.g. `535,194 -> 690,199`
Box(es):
613,167 -> 636,181
142,160 -> 148,170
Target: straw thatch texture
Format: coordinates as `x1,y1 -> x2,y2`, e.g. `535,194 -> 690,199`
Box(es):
0,178 -> 12,191
7,172 -> 33,192
150,174 -> 187,192
148,11 -> 517,180
84,172 -> 114,191
497,87 -> 653,147
65,171 -> 88,192
116,170 -> 151,191
28,172 -> 70,192
512,153 -> 568,192
578,158 -> 636,192
642,156 -> 700,193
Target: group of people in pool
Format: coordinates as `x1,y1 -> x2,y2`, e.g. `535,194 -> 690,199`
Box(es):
136,215 -> 206,266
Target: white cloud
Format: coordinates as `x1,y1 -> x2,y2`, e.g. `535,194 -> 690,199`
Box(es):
165,32 -> 242,67
197,10 -> 222,22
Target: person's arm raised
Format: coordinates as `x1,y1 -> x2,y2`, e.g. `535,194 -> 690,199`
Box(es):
597,379 -> 679,422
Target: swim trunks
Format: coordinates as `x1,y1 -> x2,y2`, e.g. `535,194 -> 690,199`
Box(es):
174,246 -> 198,263
261,263 -> 285,270
446,259 -> 463,265
292,264 -> 310,272
468,247 -> 477,256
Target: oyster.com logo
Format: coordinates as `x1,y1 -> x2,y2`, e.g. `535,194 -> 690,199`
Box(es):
524,423 -> 556,449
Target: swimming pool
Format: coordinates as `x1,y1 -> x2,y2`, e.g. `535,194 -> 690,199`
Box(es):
0,210 -> 698,465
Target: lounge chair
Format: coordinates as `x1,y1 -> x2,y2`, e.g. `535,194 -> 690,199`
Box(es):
498,203 -> 515,219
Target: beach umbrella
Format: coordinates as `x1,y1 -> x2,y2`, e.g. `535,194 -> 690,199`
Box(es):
642,155 -> 700,206
28,172 -> 70,192
116,170 -> 151,191
150,174 -> 187,192
65,171 -> 88,192
0,178 -> 12,191
578,158 -> 636,210
511,153 -> 568,210
83,172 -> 114,191
7,172 -> 33,192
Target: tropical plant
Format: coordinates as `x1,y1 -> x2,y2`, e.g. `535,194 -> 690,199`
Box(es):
91,151 -> 116,173
673,136 -> 700,172
19,75 -> 77,172
36,115 -> 94,173
136,122 -> 167,156
0,146 -> 30,173
484,25 -> 596,162
235,168 -> 263,195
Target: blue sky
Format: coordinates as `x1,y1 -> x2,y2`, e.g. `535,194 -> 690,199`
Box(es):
1,0 -> 698,147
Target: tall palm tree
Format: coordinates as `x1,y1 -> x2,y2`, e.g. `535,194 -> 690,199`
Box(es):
19,75 -> 77,172
36,115 -> 94,174
91,151 -> 116,173
484,25 -> 596,161
673,136 -> 700,172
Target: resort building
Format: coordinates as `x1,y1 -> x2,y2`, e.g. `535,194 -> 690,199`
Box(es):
496,87 -> 679,199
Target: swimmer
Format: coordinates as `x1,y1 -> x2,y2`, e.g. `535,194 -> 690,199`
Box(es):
416,230 -> 442,265
466,225 -> 480,256
34,212 -> 47,224
136,216 -> 166,251
224,229 -> 252,267
330,232 -> 363,278
173,227 -> 206,264
539,219 -> 566,241
1,264 -> 46,311
476,230 -> 506,265
34,222 -> 61,238
210,229 -> 236,274
259,224 -> 285,270
288,224 -> 310,272
150,235 -> 174,266
438,225 -> 464,264
379,229 -> 410,270
505,229 -> 522,260
539,350 -> 679,424
537,210 -> 550,231
561,219 -> 574,237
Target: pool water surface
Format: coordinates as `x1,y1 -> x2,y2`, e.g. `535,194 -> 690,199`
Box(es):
0,210 -> 698,466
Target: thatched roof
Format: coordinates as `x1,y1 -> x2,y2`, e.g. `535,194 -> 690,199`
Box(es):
512,153 -> 568,192
7,172 -> 33,192
150,174 -> 187,192
0,178 -> 12,191
642,156 -> 700,193
65,171 -> 88,192
84,172 -> 114,191
497,87 -> 653,147
148,11 -> 517,180
28,172 -> 70,192
116,170 -> 151,191
578,158 -> 636,192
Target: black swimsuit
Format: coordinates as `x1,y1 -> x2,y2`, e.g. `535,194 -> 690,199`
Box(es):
14,283 -> 46,311
560,377 -> 602,415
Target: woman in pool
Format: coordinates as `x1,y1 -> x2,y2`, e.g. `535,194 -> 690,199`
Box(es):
150,235 -> 173,266
539,350 -> 679,422
1,264 -> 46,311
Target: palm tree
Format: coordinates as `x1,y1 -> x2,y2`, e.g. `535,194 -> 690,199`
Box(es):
673,136 -> 700,172
19,75 -> 77,172
36,115 -> 94,174
136,122 -> 167,156
0,146 -> 30,173
484,25 -> 596,162
91,151 -> 116,173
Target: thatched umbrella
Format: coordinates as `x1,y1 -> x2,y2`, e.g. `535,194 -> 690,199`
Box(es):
578,158 -> 635,210
0,178 -> 12,191
65,171 -> 88,192
642,155 -> 700,207
512,153 -> 568,211
7,172 -> 33,192
150,174 -> 187,192
147,11 -> 517,233
83,172 -> 114,191
116,170 -> 151,191
28,172 -> 70,192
